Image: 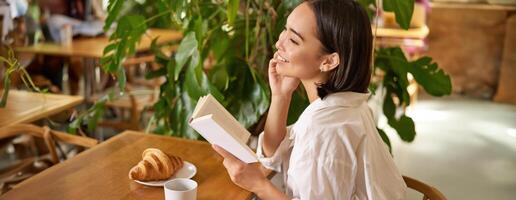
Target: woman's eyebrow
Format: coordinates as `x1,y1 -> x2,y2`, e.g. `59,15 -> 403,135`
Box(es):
289,27 -> 305,41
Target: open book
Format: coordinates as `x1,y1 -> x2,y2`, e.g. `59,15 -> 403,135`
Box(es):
188,94 -> 258,163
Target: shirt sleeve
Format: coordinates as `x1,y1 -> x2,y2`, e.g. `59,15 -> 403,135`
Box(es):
256,126 -> 294,172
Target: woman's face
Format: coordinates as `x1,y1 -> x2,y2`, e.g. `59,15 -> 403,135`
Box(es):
274,2 -> 326,81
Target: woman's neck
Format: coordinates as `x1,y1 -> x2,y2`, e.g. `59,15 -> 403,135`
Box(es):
301,71 -> 329,103
301,79 -> 320,103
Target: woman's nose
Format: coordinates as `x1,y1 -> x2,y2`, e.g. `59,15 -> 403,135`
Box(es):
275,31 -> 286,51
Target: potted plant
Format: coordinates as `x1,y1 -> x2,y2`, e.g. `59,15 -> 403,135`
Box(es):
69,0 -> 451,149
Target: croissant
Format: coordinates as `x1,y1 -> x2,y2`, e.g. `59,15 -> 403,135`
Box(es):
129,148 -> 184,181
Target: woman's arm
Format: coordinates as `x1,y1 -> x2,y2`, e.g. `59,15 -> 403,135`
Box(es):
262,54 -> 299,157
262,95 -> 291,157
212,145 -> 291,200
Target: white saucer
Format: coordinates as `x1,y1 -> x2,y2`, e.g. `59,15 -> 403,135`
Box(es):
134,161 -> 197,187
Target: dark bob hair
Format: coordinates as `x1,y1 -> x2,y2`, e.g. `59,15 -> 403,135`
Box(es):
307,0 -> 373,98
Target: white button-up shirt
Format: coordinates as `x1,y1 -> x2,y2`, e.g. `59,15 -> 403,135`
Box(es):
257,92 -> 407,200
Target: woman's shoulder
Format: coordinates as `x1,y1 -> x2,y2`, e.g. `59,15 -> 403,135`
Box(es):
292,101 -> 377,145
294,119 -> 366,152
310,121 -> 366,141
307,106 -> 367,131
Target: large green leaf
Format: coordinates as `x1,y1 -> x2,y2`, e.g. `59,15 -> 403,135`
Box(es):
211,33 -> 230,62
116,67 -> 126,91
376,48 -> 411,105
377,128 -> 392,152
194,18 -> 208,41
383,0 -> 414,30
102,14 -> 146,79
210,65 -> 230,91
395,115 -> 416,142
377,47 -> 452,99
250,68 -> 270,115
220,60 -> 269,129
409,57 -> 452,96
226,0 -> 240,26
197,66 -> 224,101
383,91 -> 396,118
179,91 -> 199,139
104,0 -> 124,30
287,90 -> 309,125
383,91 -> 416,142
174,32 -> 198,81
126,15 -> 147,55
183,58 -> 204,100
166,59 -> 176,84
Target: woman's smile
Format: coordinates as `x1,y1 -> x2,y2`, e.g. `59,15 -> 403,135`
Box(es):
274,52 -> 290,63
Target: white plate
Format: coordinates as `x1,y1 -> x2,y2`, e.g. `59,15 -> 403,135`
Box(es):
134,161 -> 197,187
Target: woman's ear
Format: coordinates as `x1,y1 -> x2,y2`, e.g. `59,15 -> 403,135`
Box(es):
319,52 -> 340,72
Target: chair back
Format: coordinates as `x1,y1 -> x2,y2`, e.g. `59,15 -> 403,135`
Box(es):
403,176 -> 447,200
0,124 -> 98,164
0,124 -> 98,194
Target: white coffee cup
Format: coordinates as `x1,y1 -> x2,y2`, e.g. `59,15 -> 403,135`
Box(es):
163,178 -> 198,200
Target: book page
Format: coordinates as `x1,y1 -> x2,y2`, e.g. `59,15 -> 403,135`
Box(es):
191,95 -> 207,119
190,95 -> 251,144
189,114 -> 258,163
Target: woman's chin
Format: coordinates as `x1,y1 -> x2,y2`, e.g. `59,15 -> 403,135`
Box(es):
277,71 -> 296,78
276,63 -> 289,73
276,65 -> 297,78
275,67 -> 288,76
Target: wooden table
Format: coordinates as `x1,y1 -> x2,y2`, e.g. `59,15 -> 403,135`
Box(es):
15,29 -> 182,58
1,131 -> 256,200
0,90 -> 83,127
372,25 -> 430,48
373,25 -> 429,39
15,29 -> 182,100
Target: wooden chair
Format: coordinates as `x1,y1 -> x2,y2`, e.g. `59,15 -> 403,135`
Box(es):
0,124 -> 97,163
94,47 -> 175,131
403,176 -> 447,200
0,124 -> 98,193
92,85 -> 159,131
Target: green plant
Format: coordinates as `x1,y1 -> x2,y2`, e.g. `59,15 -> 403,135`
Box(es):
0,47 -> 47,107
83,0 -> 301,139
69,0 -> 451,148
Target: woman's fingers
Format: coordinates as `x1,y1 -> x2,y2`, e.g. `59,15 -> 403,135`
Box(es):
213,145 -> 242,164
213,145 -> 247,176
213,145 -> 232,158
269,59 -> 278,74
268,59 -> 280,85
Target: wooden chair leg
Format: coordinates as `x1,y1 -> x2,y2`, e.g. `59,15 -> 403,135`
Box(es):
42,127 -> 59,165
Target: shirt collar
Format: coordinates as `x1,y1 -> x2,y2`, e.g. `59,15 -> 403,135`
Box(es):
304,92 -> 370,113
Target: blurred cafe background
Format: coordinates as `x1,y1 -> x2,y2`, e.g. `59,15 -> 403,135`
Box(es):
0,0 -> 515,199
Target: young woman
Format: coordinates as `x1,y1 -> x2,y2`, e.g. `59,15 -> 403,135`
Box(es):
213,0 -> 407,199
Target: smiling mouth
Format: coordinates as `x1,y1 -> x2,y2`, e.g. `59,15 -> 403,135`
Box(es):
276,53 -> 289,63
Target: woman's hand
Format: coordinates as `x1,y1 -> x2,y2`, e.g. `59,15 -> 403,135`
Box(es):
212,145 -> 292,200
212,145 -> 268,193
269,53 -> 300,97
